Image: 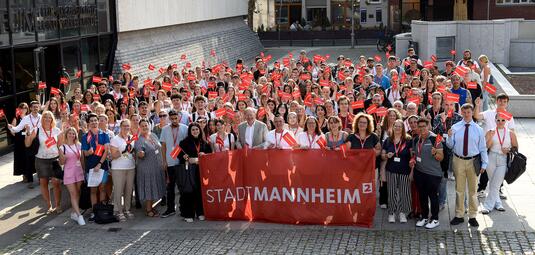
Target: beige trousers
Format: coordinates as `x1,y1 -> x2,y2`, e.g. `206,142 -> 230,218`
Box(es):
453,156 -> 478,218
111,169 -> 135,214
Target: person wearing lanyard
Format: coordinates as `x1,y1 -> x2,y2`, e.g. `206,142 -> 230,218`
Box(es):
178,123 -> 212,222
325,116 -> 348,150
297,117 -> 324,149
59,127 -> 86,225
25,111 -> 62,214
410,118 -> 444,229
265,115 -> 295,149
447,103 -> 488,227
81,113 -> 111,220
345,113 -> 381,153
210,119 -> 239,152
380,119 -> 413,223
109,120 -> 137,221
481,116 -> 518,214
160,110 -> 188,218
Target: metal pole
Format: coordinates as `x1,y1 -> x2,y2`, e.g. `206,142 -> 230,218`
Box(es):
278,0 -> 283,47
351,0 -> 355,49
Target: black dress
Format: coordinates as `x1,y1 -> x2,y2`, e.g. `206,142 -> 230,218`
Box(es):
12,117 -> 35,181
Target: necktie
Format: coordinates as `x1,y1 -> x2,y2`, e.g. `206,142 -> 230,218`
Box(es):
463,123 -> 470,156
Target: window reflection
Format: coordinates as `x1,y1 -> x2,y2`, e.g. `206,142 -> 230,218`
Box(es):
14,48 -> 35,93
0,48 -> 13,96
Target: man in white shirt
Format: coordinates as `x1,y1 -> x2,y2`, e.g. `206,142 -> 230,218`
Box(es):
9,101 -> 41,134
265,115 -> 295,149
474,94 -> 514,132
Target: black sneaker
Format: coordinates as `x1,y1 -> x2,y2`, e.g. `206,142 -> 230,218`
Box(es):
499,190 -> 507,200
88,213 -> 95,222
160,210 -> 176,218
468,218 -> 479,227
450,217 -> 464,225
160,197 -> 167,207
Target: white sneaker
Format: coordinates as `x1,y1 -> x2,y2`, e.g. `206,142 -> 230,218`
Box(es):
425,220 -> 440,229
77,215 -> 86,226
380,204 -> 387,209
399,213 -> 407,223
477,191 -> 486,198
388,214 -> 395,223
184,218 -> 194,223
481,208 -> 490,214
70,212 -> 78,222
416,218 -> 428,227
198,215 -> 205,221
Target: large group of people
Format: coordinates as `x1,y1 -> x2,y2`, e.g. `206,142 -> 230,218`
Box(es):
8,48 -> 517,229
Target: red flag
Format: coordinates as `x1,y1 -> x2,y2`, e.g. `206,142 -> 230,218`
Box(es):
158,67 -> 166,75
60,77 -> 69,85
81,104 -> 90,112
0,109 -> 4,118
316,136 -> 327,149
299,73 -> 311,81
319,80 -> 330,87
131,134 -> 139,141
450,49 -> 456,55
161,82 -> 172,91
180,54 -> 187,60
50,87 -> 61,95
215,108 -> 226,118
210,49 -> 216,57
366,105 -> 377,114
122,63 -> 131,70
292,91 -> 301,99
497,109 -> 513,121
466,81 -> 478,89
170,146 -> 182,159
92,76 -> 102,83
431,55 -> 437,63
374,55 -> 382,62
257,107 -> 266,118
144,78 -> 152,87
283,58 -> 290,67
447,109 -> 453,118
94,144 -> 105,157
446,93 -> 460,103
148,64 -> 155,71
237,93 -> 247,101
75,70 -> 82,78
208,81 -> 216,89
45,137 -> 57,148
187,74 -> 196,81
281,93 -> 292,101
352,100 -> 364,110
375,107 -> 388,117
173,76 -> 180,84
93,94 -> 101,101
423,61 -> 434,69
454,66 -> 469,77
38,81 -> 47,89
225,109 -> 235,119
282,133 -> 297,147
314,97 -> 324,105
484,82 -> 497,95
407,96 -> 421,105
208,91 -> 218,99
435,134 -> 443,147
437,85 -> 447,94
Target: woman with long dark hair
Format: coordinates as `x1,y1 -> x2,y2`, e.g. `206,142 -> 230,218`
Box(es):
178,123 -> 212,222
10,103 -> 33,187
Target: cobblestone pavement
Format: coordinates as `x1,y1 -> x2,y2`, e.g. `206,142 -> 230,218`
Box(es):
4,226 -> 535,254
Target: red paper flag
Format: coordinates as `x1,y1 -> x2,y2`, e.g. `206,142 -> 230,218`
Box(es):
437,85 -> 447,94
454,66 -> 469,77
173,76 -> 180,84
366,104 -> 377,114
131,134 -> 139,141
187,74 -> 196,81
431,55 -> 437,63
424,61 -> 434,69
292,91 -> 301,99
281,93 -> 292,101
237,94 -> 247,101
60,77 -> 69,85
466,81 -> 478,90
299,73 -> 311,81
93,94 -> 101,101
407,96 -> 421,105
484,82 -> 497,95
180,54 -> 187,60
158,67 -> 166,75
208,91 -> 218,99
225,109 -> 235,119
215,108 -> 226,118
50,87 -> 61,95
316,136 -> 327,149
94,144 -> 105,157
435,134 -> 443,147
0,109 -> 4,118
319,80 -> 330,87
374,55 -> 382,62
38,81 -> 47,89
148,64 -> 155,71
161,82 -> 172,91
257,107 -> 266,118
282,133 -> 297,147
450,50 -> 456,55
81,104 -> 90,112
122,63 -> 131,70
376,107 -> 388,117
445,93 -> 460,103
144,78 -> 152,87
351,100 -> 364,109
92,76 -> 102,83
45,137 -> 57,148
170,146 -> 182,159
497,109 -> 513,121
75,70 -> 82,78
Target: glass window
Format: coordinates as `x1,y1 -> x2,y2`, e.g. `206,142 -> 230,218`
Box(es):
81,37 -> 99,78
10,0 -> 36,45
36,0 -> 59,41
276,5 -> 289,24
0,0 -> 9,46
436,36 -> 455,61
59,0 -> 79,38
14,48 -> 36,93
80,0 -> 97,35
0,48 -> 13,96
97,0 -> 110,32
99,34 -> 111,72
376,8 -> 382,23
0,97 -> 16,151
360,9 -> 367,23
62,42 -> 81,88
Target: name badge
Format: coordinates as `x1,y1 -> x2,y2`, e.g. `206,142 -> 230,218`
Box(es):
416,157 -> 422,162
394,157 -> 401,162
443,133 -> 448,139
76,160 -> 82,167
155,150 -> 159,155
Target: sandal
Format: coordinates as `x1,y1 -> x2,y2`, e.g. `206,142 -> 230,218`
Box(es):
151,209 -> 160,217
145,210 -> 159,217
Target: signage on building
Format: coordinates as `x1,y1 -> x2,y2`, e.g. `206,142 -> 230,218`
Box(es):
8,5 -> 97,34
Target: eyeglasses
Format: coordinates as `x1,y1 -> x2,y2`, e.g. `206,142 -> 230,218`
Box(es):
496,119 -> 506,122
159,115 -> 168,118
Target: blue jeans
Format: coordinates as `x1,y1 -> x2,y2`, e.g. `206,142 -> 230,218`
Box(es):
482,91 -> 490,112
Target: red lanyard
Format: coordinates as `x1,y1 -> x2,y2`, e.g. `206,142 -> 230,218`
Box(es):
307,134 -> 316,147
66,144 -> 81,159
172,126 -> 180,146
194,142 -> 201,155
417,135 -> 426,158
357,134 -> 369,149
43,128 -> 52,139
275,131 -> 284,148
393,139 -> 405,157
331,132 -> 340,145
496,128 -> 506,148
216,134 -> 225,151
30,115 -> 40,128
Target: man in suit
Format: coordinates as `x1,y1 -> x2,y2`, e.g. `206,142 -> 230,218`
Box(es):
238,107 -> 268,149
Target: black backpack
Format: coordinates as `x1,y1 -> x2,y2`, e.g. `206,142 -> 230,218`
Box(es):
93,203 -> 118,224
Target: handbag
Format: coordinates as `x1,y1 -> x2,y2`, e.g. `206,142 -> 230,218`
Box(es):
52,159 -> 64,180
93,202 -> 118,224
176,164 -> 197,193
504,150 -> 527,184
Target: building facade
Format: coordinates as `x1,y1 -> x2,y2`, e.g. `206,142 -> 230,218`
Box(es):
0,0 -> 116,154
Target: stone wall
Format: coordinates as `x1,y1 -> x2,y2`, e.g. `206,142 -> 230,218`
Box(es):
113,17 -> 264,78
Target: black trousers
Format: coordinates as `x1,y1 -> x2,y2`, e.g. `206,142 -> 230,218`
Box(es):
178,164 -> 204,218
478,171 -> 503,192
414,170 -> 441,220
24,153 -> 36,182
440,146 -> 451,178
166,165 -> 180,212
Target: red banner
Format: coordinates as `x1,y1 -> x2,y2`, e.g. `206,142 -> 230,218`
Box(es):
199,149 -> 377,227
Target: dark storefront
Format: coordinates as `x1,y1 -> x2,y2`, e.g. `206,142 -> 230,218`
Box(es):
0,0 -> 117,154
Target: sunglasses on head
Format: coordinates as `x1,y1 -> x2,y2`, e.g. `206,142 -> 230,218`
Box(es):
496,119 -> 506,122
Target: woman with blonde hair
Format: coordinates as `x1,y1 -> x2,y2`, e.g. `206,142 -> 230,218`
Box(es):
25,111 -> 63,213
58,127 -> 86,225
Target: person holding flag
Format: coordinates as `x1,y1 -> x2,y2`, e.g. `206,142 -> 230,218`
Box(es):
296,116 -> 325,149
160,110 -> 189,218
210,119 -> 239,152
81,113 -> 110,220
324,116 -> 349,150
24,111 -> 63,214
9,103 -> 35,188
265,115 -> 296,149
109,119 -> 137,221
